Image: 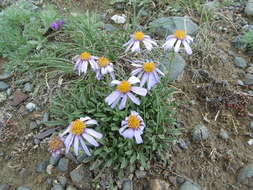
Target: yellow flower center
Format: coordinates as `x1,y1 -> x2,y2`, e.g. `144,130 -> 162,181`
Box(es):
134,31 -> 145,41
128,115 -> 140,129
49,136 -> 64,152
70,119 -> 86,135
143,62 -> 156,72
117,81 -> 131,93
80,52 -> 91,60
174,30 -> 186,40
98,57 -> 110,67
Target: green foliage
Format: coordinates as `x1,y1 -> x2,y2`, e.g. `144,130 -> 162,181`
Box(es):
242,30 -> 253,51
0,0 -> 59,71
49,76 -> 178,174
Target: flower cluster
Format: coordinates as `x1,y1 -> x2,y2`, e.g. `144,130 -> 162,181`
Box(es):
49,29 -> 193,158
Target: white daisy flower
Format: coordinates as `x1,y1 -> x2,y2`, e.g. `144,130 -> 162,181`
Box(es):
162,30 -> 193,55
72,52 -> 98,76
119,111 -> 145,144
105,76 -> 147,110
131,61 -> 165,90
95,57 -> 115,80
123,31 -> 157,53
60,117 -> 103,156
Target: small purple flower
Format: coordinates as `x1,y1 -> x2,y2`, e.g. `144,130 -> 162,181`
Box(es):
119,111 -> 145,144
50,20 -> 64,31
48,136 -> 65,157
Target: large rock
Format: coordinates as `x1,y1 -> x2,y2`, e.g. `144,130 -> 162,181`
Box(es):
160,54 -> 186,81
179,181 -> 201,190
149,17 -> 198,38
245,0 -> 253,16
237,163 -> 253,187
70,165 -> 91,189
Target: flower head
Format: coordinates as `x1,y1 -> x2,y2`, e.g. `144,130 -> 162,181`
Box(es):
123,31 -> 157,53
48,136 -> 64,157
162,29 -> 193,55
119,111 -> 145,144
105,76 -> 147,110
72,52 -> 98,76
131,61 -> 164,90
60,117 -> 103,156
50,20 -> 64,30
95,57 -> 115,80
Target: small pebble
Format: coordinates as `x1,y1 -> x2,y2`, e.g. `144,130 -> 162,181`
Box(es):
23,83 -> 33,93
16,187 -> 31,190
122,179 -> 132,190
234,57 -> 247,69
36,161 -> 48,173
49,154 -> 61,166
248,139 -> 253,145
25,102 -> 36,112
0,92 -> 7,103
51,184 -> 64,190
192,124 -> 209,141
57,176 -> 67,187
250,121 -> 253,130
0,82 -> 9,91
219,129 -> 229,140
42,112 -> 49,123
66,186 -> 78,190
6,88 -> 12,96
237,80 -> 244,86
57,158 -> 69,172
0,184 -> 11,190
30,121 -> 38,130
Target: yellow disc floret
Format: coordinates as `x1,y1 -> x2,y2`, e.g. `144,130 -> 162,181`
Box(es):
80,52 -> 91,60
128,115 -> 140,129
49,136 -> 64,152
134,31 -> 145,41
70,119 -> 86,135
98,57 -> 110,67
117,81 -> 131,93
174,30 -> 186,40
143,62 -> 156,72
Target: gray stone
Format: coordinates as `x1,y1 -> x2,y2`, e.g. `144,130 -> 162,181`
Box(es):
23,83 -> 33,93
161,54 -> 186,81
231,35 -> 247,50
6,88 -> 12,96
51,184 -> 64,190
237,80 -> 244,86
36,161 -> 48,173
245,0 -> 253,16
77,154 -> 88,163
244,73 -> 253,85
234,57 -> 247,69
30,121 -> 38,130
19,168 -> 29,178
49,154 -> 61,166
149,17 -> 198,38
57,158 -> 69,172
33,138 -> 40,145
237,163 -> 253,187
70,165 -> 90,189
0,72 -> 12,80
0,92 -> 7,103
0,82 -> 9,91
0,184 -> 11,190
219,129 -> 229,140
250,121 -> 253,130
25,102 -> 36,112
122,180 -> 132,190
135,170 -> 147,178
203,0 -> 220,11
178,139 -> 189,149
180,181 -> 201,190
192,124 -> 209,141
66,186 -> 78,190
46,178 -> 53,185
17,187 -> 31,190
57,176 -> 67,187
176,177 -> 186,184
42,112 -> 49,123
246,67 -> 253,74
35,128 -> 55,140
